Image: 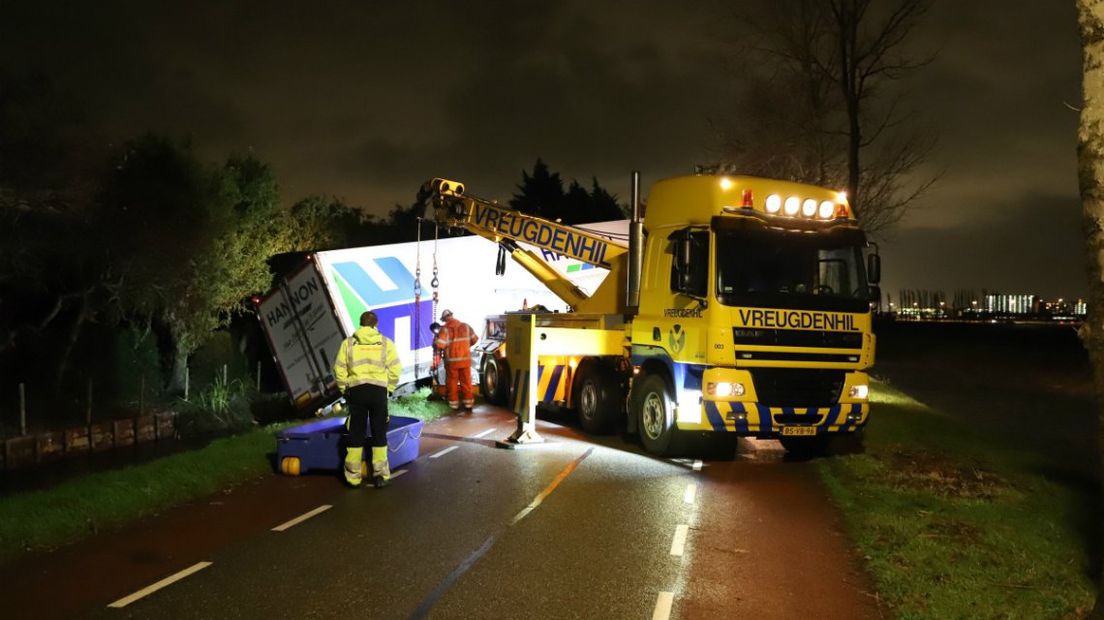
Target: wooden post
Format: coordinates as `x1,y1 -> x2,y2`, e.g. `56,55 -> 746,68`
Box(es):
86,378 -> 93,425
184,367 -> 190,401
256,361 -> 262,392
222,364 -> 228,385
19,382 -> 26,436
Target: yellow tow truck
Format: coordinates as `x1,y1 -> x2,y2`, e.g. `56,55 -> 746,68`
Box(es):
426,173 -> 880,455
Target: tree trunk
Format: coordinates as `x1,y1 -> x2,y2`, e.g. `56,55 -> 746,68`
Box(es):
1075,1 -> 1104,615
53,290 -> 89,391
167,336 -> 192,396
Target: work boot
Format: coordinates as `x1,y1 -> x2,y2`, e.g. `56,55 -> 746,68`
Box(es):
370,446 -> 391,489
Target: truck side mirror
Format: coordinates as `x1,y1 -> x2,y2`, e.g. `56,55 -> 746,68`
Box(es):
867,253 -> 881,284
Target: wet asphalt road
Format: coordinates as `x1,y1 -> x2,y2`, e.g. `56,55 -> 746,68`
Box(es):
4,407 -> 882,619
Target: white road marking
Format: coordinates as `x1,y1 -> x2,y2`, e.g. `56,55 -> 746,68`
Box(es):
391,469 -> 408,479
107,561 -> 213,608
470,428 -> 495,439
272,504 -> 332,532
670,524 -> 689,556
683,483 -> 697,505
652,591 -> 674,620
692,459 -> 703,471
430,446 -> 459,459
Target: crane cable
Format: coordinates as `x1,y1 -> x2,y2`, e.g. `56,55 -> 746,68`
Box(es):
414,218 -> 423,380
431,222 -> 440,321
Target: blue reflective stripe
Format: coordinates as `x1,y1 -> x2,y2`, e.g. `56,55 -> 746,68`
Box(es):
731,401 -> 749,433
543,365 -> 564,402
756,403 -> 773,434
824,404 -> 842,427
703,401 -> 725,431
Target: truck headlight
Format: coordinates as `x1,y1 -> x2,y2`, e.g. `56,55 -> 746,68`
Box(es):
849,384 -> 869,399
766,194 -> 782,213
784,196 -> 800,216
707,382 -> 745,397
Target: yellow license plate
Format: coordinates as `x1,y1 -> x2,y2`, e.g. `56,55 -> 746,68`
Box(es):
781,426 -> 817,437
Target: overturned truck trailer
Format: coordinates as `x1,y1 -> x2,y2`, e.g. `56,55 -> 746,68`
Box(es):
254,223 -> 626,412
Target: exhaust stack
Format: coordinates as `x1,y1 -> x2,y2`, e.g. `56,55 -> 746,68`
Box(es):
626,171 -> 644,312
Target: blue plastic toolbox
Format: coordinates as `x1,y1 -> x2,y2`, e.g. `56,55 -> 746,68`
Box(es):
275,415 -> 424,476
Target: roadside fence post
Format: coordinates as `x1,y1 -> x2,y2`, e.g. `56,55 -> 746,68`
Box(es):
222,364 -> 228,386
184,367 -> 190,401
256,361 -> 262,392
86,378 -> 93,425
19,382 -> 26,435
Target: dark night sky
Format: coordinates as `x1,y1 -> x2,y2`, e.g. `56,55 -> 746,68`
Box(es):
0,1 -> 1086,300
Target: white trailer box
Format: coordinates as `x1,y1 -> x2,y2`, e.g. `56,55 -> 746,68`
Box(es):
257,222 -> 626,411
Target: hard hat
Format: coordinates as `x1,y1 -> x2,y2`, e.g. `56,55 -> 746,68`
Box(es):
439,309 -> 453,321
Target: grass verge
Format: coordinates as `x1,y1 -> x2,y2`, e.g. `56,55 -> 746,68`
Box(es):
0,390 -> 452,565
819,382 -> 1097,618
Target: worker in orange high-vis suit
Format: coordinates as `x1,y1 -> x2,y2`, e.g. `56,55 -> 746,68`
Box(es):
434,309 -> 479,412
333,311 -> 401,488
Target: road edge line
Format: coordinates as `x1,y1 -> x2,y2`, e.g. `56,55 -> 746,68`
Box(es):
106,561 -> 213,608
272,504 -> 332,532
652,591 -> 674,620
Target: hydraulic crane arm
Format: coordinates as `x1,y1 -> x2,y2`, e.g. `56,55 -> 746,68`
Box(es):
424,178 -> 628,309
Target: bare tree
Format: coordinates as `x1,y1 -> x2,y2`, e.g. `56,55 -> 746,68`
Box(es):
716,0 -> 935,234
1075,1 -> 1104,615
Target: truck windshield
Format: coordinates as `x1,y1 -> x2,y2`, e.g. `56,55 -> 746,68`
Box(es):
715,228 -> 870,313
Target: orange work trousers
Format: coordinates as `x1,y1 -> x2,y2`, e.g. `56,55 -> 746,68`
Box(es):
446,363 -> 474,409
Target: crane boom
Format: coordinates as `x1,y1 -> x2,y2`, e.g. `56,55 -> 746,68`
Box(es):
425,178 -> 628,309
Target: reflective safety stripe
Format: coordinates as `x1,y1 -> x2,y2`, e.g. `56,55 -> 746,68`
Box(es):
341,336 -> 392,389
348,358 -> 386,369
345,337 -> 389,367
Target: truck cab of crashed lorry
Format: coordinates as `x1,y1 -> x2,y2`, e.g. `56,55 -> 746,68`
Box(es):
425,173 -> 880,456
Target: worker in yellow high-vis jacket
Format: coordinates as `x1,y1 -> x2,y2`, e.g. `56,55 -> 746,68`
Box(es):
334,311 -> 401,488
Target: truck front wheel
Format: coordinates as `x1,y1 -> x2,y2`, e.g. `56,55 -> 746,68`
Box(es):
632,374 -> 678,456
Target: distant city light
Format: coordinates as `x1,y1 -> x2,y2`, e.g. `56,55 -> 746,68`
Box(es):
887,291 -> 1087,322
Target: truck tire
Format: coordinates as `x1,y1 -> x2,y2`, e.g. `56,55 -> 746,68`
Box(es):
574,362 -> 619,435
632,373 -> 678,456
480,356 -> 511,406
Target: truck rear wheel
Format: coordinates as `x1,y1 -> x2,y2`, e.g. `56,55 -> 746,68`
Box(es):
574,362 -> 619,434
480,356 -> 511,406
632,373 -> 678,456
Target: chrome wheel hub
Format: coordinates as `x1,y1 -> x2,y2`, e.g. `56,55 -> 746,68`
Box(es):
642,392 -> 664,440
